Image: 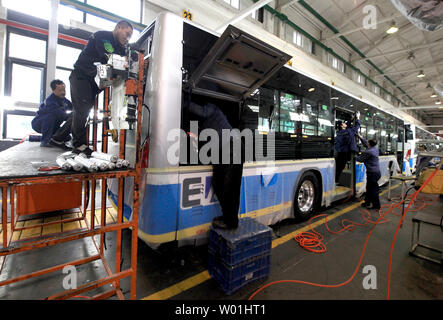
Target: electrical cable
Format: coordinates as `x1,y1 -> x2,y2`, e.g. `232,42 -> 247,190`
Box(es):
248,165 -> 441,300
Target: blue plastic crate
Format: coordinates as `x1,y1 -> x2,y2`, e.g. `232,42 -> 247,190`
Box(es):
208,251 -> 270,295
208,217 -> 272,266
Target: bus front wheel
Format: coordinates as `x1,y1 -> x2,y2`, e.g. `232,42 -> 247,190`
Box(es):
294,172 -> 320,221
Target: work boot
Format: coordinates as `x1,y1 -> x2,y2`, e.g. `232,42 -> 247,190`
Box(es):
73,145 -> 93,158
49,138 -> 72,150
211,217 -> 237,230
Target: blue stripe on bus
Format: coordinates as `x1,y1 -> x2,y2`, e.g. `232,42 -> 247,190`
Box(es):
112,159 -> 395,239
139,184 -> 180,235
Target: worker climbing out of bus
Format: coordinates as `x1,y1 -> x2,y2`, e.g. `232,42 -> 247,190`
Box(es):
185,101 -> 244,230
357,137 -> 381,210
70,20 -> 133,157
334,111 -> 361,184
31,79 -> 73,149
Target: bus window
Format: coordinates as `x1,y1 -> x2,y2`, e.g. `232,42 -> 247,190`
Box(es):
279,92 -> 300,134
256,87 -> 275,133
301,99 -> 318,136
318,104 -> 333,137
386,120 -> 396,155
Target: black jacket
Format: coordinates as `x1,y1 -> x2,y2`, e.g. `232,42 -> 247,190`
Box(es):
73,31 -> 126,79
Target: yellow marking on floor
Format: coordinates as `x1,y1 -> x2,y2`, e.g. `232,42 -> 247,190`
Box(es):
11,221 -> 23,242
63,212 -> 83,232
141,183 -> 400,301
42,215 -> 62,236
20,219 -> 43,239
142,271 -> 211,300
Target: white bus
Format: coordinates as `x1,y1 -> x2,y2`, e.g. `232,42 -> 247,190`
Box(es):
109,12 -> 402,249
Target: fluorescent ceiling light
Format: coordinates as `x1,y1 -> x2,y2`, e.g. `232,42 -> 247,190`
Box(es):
417,70 -> 425,78
386,22 -> 399,34
308,88 -> 315,92
436,101 -> 442,105
430,93 -> 438,98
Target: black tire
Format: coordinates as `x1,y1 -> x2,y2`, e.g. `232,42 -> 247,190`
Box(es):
293,171 -> 320,221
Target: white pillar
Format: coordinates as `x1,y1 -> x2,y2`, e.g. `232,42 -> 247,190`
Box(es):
0,1 -> 6,137
46,0 -> 59,97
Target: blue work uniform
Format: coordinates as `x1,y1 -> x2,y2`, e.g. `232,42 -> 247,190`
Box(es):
31,93 -> 73,145
335,119 -> 361,153
357,137 -> 381,209
334,119 -> 361,183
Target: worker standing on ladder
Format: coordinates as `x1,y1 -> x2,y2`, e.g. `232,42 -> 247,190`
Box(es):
69,20 -> 133,157
334,111 -> 361,185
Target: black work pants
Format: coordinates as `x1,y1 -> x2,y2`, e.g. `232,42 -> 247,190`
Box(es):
69,70 -> 100,148
211,138 -> 244,228
52,113 -> 73,143
212,163 -> 243,228
365,171 -> 381,209
335,152 -> 351,183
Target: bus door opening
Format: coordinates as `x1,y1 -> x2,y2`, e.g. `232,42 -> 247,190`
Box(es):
335,108 -> 357,195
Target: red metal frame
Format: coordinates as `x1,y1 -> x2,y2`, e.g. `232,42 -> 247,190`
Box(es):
0,53 -> 145,300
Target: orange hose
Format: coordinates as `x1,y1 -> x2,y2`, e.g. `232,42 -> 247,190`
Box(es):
248,167 -> 441,300
386,163 -> 442,300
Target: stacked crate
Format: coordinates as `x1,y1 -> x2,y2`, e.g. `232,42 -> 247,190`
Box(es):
208,217 -> 272,295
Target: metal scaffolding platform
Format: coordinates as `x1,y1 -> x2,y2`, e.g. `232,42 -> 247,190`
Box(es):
0,53 -> 145,300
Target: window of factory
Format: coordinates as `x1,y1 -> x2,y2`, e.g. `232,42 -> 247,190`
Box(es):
328,54 -> 345,73
86,0 -> 142,23
252,7 -> 264,23
293,31 -> 303,47
3,0 -> 85,25
8,33 -> 46,64
224,0 -> 240,9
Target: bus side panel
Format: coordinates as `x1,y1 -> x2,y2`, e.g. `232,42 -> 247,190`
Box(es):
175,159 -> 335,244
356,155 -> 400,196
138,182 -> 180,244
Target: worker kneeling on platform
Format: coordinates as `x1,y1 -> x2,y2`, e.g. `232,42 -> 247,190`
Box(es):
31,79 -> 73,149
357,137 -> 381,211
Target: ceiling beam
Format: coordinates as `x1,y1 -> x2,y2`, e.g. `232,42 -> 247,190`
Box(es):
326,13 -> 403,40
277,0 -> 298,10
354,40 -> 443,62
361,23 -> 415,55
401,105 -> 443,110
336,0 -> 378,30
372,62 -> 443,77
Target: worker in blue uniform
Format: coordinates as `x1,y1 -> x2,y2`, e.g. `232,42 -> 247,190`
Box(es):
31,79 -> 73,149
357,137 -> 381,210
186,101 -> 244,230
70,20 -> 133,157
334,111 -> 361,184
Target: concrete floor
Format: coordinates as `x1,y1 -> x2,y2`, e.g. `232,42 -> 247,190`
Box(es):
0,183 -> 442,300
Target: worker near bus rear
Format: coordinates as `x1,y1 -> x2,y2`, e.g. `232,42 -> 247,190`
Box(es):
357,137 -> 381,210
31,79 -> 73,149
334,111 -> 361,184
70,20 -> 133,157
186,101 -> 244,230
